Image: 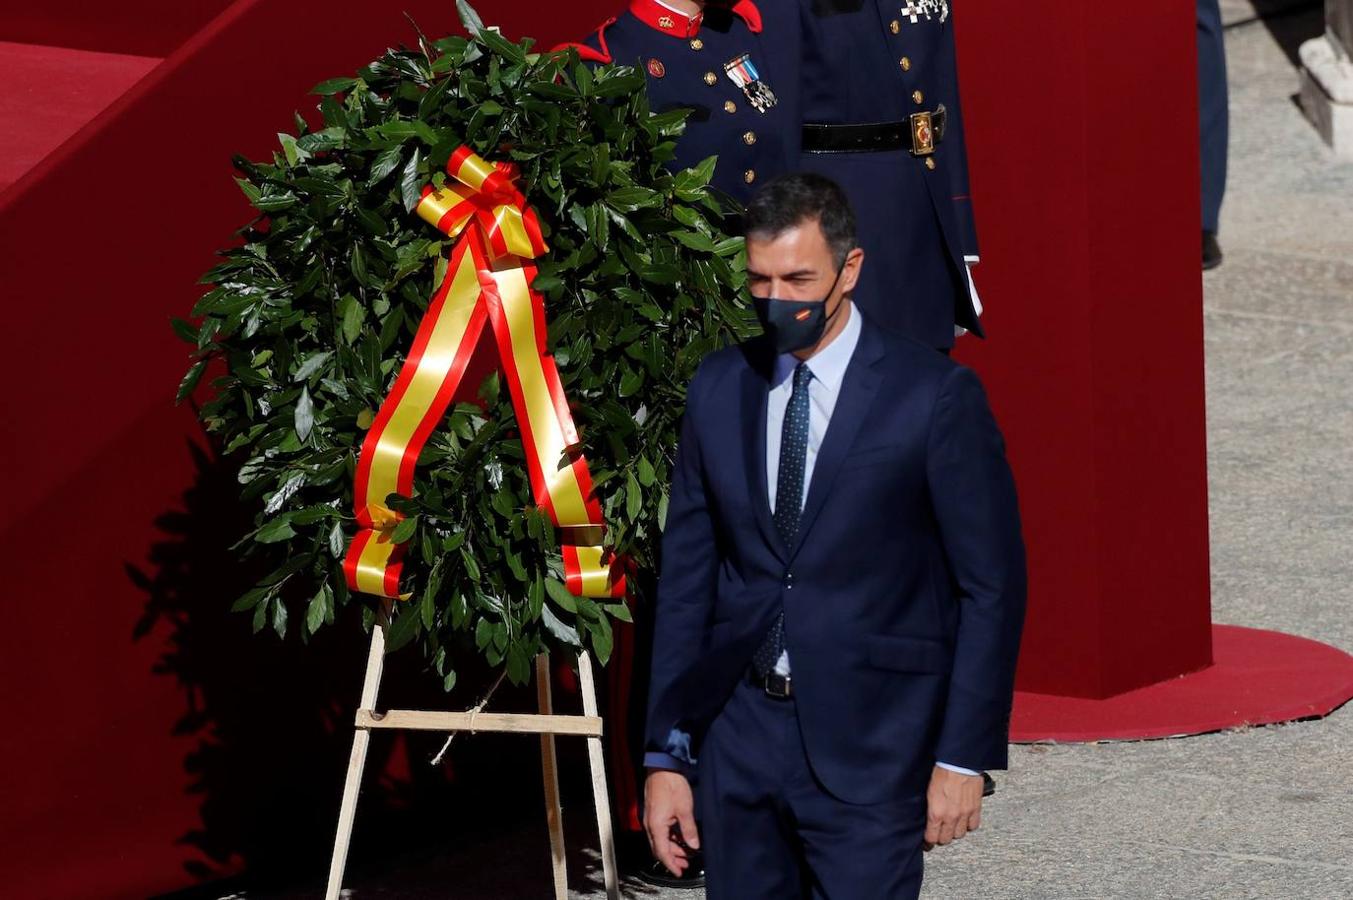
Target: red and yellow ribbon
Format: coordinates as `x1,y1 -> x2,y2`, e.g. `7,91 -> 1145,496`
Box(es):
343,146 -> 625,601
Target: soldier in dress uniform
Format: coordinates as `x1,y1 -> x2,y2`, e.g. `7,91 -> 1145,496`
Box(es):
553,1 -> 800,888
558,0 -> 800,204
794,0 -> 1000,803
797,0 -> 983,352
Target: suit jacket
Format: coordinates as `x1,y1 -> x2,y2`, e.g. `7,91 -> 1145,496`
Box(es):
645,315 -> 1026,803
798,0 -> 982,348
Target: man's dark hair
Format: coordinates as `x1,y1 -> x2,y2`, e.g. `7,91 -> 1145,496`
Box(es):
742,172 -> 858,267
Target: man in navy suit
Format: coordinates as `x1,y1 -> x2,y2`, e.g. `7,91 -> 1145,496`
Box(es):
641,173 -> 1026,898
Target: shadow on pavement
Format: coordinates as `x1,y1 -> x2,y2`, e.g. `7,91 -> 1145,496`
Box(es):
1228,1 -> 1323,69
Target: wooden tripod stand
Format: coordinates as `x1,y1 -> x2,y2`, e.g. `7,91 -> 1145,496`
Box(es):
324,613 -> 622,899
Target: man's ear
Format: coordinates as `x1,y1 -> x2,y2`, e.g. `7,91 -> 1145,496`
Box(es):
840,247 -> 865,296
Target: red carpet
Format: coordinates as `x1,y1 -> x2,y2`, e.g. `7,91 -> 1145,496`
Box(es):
1011,624 -> 1353,742
0,41 -> 160,194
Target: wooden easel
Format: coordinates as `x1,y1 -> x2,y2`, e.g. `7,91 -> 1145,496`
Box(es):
324,611 -> 622,900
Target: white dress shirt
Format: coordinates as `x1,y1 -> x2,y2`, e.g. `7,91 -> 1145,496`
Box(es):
765,302 -> 978,778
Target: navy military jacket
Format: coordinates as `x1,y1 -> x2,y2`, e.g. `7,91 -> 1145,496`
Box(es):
799,0 -> 982,348
562,0 -> 801,203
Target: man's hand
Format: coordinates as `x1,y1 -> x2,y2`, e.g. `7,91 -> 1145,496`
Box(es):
923,765 -> 983,851
644,769 -> 700,877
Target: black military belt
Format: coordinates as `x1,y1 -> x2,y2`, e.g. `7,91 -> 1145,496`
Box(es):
749,669 -> 794,699
803,106 -> 947,156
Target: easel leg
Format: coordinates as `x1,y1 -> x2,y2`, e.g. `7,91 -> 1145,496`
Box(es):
537,654 -> 569,900
577,652 -> 622,900
325,613 -> 389,900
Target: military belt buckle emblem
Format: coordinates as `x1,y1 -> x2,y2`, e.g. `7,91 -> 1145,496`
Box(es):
910,110 -> 935,156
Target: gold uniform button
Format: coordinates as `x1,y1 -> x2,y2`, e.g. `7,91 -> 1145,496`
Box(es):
704,71 -> 718,85
690,38 -> 704,50
900,56 -> 912,71
925,157 -> 937,170
912,89 -> 925,104
743,131 -> 757,145
890,20 -> 900,34
744,169 -> 756,184
724,100 -> 737,113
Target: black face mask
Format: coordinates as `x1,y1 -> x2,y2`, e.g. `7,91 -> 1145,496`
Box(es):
752,263 -> 845,355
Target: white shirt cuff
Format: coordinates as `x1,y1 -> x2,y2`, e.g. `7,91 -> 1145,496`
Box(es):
937,761 -> 982,777
955,260 -> 984,337
965,260 -> 983,317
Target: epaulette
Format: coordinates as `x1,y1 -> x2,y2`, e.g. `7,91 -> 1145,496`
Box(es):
550,16 -> 618,64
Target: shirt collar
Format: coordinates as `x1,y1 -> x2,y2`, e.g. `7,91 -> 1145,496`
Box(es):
772,300 -> 862,393
626,0 -> 763,38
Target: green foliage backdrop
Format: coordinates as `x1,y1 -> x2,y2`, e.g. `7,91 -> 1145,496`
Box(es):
175,5 -> 752,689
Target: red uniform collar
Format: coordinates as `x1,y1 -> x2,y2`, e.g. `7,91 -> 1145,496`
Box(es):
626,0 -> 763,38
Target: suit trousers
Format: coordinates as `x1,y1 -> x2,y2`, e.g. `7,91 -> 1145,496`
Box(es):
697,678 -> 928,900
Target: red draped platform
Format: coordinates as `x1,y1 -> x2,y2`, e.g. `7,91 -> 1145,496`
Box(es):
0,41 -> 159,193
946,3 -> 1353,740
1012,626 -> 1353,742
2,1 -> 1350,896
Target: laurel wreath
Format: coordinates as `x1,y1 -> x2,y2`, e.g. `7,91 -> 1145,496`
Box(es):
173,2 -> 751,688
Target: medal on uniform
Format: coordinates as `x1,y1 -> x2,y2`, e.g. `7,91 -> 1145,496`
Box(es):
723,53 -> 777,114
901,0 -> 948,24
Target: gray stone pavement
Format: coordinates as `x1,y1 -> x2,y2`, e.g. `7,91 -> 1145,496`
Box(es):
243,8 -> 1352,899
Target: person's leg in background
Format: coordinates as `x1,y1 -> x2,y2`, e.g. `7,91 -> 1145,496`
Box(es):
610,571 -> 707,888
1198,0 -> 1229,269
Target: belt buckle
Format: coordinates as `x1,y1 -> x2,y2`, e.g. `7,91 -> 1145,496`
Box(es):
763,672 -> 792,699
909,110 -> 936,156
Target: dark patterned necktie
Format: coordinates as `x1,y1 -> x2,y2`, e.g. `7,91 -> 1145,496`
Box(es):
753,362 -> 812,678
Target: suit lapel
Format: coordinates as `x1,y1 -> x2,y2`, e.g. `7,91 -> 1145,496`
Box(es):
789,323 -> 887,561
740,359 -> 784,560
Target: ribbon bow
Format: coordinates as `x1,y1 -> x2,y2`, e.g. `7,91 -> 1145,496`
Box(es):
415,146 -> 547,259
344,145 -> 625,602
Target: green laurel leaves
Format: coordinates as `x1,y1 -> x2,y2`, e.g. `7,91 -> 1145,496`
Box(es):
174,3 -> 753,691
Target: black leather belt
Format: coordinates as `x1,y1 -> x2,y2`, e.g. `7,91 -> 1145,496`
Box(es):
803,105 -> 947,156
749,669 -> 793,699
